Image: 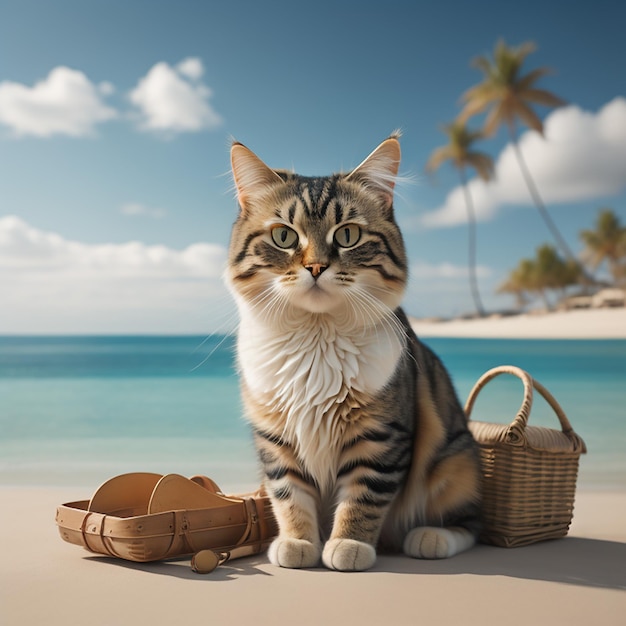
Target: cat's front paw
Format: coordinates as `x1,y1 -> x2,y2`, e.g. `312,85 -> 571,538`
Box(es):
322,538 -> 376,572
268,538 -> 320,569
403,527 -> 475,559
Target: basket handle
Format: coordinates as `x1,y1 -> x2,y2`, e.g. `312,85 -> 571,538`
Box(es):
464,365 -> 578,447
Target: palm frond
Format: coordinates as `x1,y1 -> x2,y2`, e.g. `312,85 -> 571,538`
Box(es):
517,67 -> 552,90
462,38 -> 563,137
470,54 -> 493,76
580,209 -> 626,276
522,88 -> 567,108
425,146 -> 453,172
458,85 -> 502,123
510,40 -> 537,65
427,121 -> 493,181
426,119 -> 493,180
483,100 -> 508,136
457,100 -> 485,124
467,153 -> 495,181
513,100 -> 545,134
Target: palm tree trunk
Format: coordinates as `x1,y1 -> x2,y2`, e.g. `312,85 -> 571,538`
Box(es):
459,167 -> 485,317
508,133 -> 578,263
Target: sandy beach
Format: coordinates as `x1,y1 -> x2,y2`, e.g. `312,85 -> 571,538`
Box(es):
412,307 -> 626,339
1,486 -> 624,626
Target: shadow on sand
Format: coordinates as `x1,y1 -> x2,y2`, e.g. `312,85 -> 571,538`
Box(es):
375,537 -> 626,590
87,535 -> 626,590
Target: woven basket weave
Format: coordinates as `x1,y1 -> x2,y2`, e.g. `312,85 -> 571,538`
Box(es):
466,365 -> 587,548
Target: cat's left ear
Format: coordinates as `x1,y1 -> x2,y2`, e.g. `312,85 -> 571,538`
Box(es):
346,135 -> 401,210
231,142 -> 285,213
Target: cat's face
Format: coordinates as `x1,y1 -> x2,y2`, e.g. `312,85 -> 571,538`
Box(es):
227,137 -> 407,325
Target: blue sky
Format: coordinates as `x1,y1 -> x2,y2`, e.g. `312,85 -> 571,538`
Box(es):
1,0 -> 625,333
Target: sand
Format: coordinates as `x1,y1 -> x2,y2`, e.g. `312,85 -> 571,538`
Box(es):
412,307 -> 626,339
1,486 -> 625,626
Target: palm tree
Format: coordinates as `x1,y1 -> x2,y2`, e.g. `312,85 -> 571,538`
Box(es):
458,39 -> 577,265
497,258 -> 535,310
499,245 -> 581,310
427,121 -> 494,316
580,208 -> 626,285
534,244 -> 582,303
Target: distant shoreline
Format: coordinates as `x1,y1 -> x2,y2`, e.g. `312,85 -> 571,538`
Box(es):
1,307 -> 625,340
411,307 -> 626,339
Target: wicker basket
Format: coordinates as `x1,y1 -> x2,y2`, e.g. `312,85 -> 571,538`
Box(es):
465,365 -> 587,548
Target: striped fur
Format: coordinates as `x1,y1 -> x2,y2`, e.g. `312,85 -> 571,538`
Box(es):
227,136 -> 481,571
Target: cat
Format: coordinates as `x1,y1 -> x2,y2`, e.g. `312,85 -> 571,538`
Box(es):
226,133 -> 481,571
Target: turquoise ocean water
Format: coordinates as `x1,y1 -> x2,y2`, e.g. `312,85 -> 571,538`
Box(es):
1,335 -> 624,491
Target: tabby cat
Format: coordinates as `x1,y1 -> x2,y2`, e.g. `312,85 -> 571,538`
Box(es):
226,134 -> 481,571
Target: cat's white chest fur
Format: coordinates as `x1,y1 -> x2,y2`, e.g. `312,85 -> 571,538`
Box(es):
236,304 -> 404,485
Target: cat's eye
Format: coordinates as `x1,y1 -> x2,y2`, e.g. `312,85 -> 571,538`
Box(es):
271,225 -> 299,249
334,224 -> 361,248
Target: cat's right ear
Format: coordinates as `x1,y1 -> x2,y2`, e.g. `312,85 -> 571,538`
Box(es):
231,142 -> 285,213
346,135 -> 401,211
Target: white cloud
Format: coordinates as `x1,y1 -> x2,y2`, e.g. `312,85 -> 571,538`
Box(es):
411,260 -> 492,280
404,261 -> 509,318
0,216 -> 232,333
129,58 -> 222,134
0,67 -> 117,137
120,202 -> 167,219
98,81 -> 116,96
176,58 -> 205,81
421,97 -> 626,228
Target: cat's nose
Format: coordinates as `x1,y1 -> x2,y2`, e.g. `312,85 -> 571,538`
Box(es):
304,263 -> 328,278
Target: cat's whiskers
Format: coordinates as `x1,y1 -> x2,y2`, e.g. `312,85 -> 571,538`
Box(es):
246,283 -> 287,321
362,281 -> 402,298
190,332 -> 234,373
344,289 -> 379,334
345,286 -> 407,356
261,294 -> 288,325
273,288 -> 292,323
186,291 -> 241,372
346,284 -> 400,333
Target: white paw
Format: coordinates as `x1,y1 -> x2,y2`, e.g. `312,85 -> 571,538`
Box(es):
322,538 -> 376,572
403,527 -> 475,559
268,538 -> 320,569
